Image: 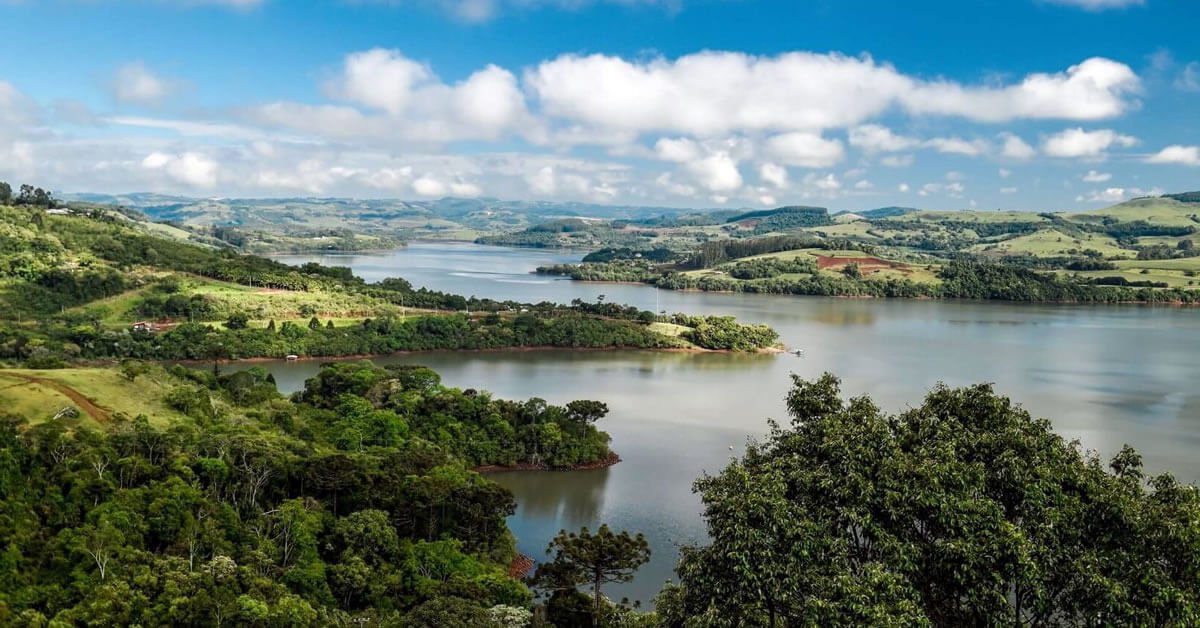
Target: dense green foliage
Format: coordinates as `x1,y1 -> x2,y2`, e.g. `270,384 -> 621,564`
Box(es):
534,525 -> 652,622
0,204 -> 781,365
0,361 -> 623,624
658,374 -> 1200,626
1,312 -> 688,365
552,255 -> 1200,303
723,206 -> 832,234
685,236 -> 827,269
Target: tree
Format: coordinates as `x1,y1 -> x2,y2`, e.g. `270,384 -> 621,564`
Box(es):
661,373 -> 1200,627
225,312 -> 250,330
842,262 -> 862,279
119,358 -> 151,382
308,316 -> 322,330
0,181 -> 11,204
534,524 -> 651,619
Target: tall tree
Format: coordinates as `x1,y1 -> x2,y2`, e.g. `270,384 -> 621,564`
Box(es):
534,524 -> 651,620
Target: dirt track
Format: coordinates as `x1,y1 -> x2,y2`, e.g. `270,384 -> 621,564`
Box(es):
9,375 -> 111,423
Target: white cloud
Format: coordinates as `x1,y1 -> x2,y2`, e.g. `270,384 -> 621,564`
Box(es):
141,151 -> 218,187
654,137 -> 701,162
918,181 -> 966,198
257,48 -> 532,144
112,62 -> 177,106
898,183 -> 910,192
526,52 -> 1140,140
758,162 -> 788,188
999,133 -> 1037,159
686,152 -> 743,192
945,170 -> 965,181
1045,0 -> 1145,10
1082,169 -> 1112,182
1000,186 -> 1018,194
1146,145 -> 1200,166
808,173 -> 841,191
655,172 -> 697,197
412,175 -> 447,196
763,132 -> 845,167
1080,187 -> 1130,202
881,154 -> 914,168
925,137 -> 987,156
758,194 -> 776,206
526,166 -> 558,195
0,81 -> 42,136
854,179 -> 874,190
1042,127 -> 1138,158
1177,62 -> 1200,92
848,124 -> 918,153
999,168 -> 1012,178
1077,186 -> 1162,203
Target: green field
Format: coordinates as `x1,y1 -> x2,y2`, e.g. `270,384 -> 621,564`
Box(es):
969,229 -> 1133,258
0,367 -> 191,426
1072,197 -> 1200,227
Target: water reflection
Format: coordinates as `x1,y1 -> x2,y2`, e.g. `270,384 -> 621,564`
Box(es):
260,242 -> 1200,605
490,468 -> 610,523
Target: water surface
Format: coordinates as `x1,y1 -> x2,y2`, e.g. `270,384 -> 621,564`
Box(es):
267,243 -> 1200,603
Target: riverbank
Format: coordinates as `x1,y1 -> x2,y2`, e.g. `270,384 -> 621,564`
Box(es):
167,343 -> 784,367
475,451 -> 622,474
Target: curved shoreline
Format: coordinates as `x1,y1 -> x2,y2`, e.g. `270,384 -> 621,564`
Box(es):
475,451 -> 622,474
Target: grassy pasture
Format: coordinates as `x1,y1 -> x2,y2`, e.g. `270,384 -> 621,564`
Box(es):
0,367 -> 190,426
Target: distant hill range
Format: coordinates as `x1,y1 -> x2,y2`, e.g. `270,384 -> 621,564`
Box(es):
60,193 -> 700,237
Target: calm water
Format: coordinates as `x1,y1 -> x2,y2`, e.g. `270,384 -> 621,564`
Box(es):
266,242 -> 1200,604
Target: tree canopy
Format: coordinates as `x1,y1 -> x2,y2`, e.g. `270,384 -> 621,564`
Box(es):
658,374 -> 1200,627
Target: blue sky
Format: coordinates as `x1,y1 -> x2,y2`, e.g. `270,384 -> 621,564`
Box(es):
0,0 -> 1198,211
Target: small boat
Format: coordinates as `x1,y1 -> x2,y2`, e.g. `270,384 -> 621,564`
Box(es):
285,354 -> 299,361
793,349 -> 805,357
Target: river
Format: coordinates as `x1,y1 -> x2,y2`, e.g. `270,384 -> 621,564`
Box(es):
262,242 -> 1200,605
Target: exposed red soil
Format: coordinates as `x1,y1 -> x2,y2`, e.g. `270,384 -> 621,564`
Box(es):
508,554 -> 536,579
814,254 -> 913,276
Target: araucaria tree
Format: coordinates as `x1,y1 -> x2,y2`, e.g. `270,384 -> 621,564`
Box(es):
658,373 -> 1200,627
534,524 -> 651,618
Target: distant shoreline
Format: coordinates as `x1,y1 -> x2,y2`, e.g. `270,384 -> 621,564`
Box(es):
166,343 -> 783,367
475,451 -> 622,474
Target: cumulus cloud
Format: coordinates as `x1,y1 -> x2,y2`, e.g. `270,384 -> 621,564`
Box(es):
1146,145 -> 1200,166
112,62 -> 178,106
898,183 -> 910,192
686,152 -> 742,192
758,162 -> 788,188
141,151 -> 219,187
1082,169 -> 1112,182
918,181 -> 966,198
763,132 -> 845,168
848,124 -> 918,153
999,133 -> 1037,159
924,137 -> 988,157
526,52 -> 1139,139
654,137 -> 701,162
1042,127 -> 1137,158
255,48 -> 533,144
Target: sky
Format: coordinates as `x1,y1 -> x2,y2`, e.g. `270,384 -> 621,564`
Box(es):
0,0 -> 1198,211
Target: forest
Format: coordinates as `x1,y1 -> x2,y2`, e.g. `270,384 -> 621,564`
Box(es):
0,360 -> 623,625
0,203 -> 781,369
4,366 -> 1198,626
